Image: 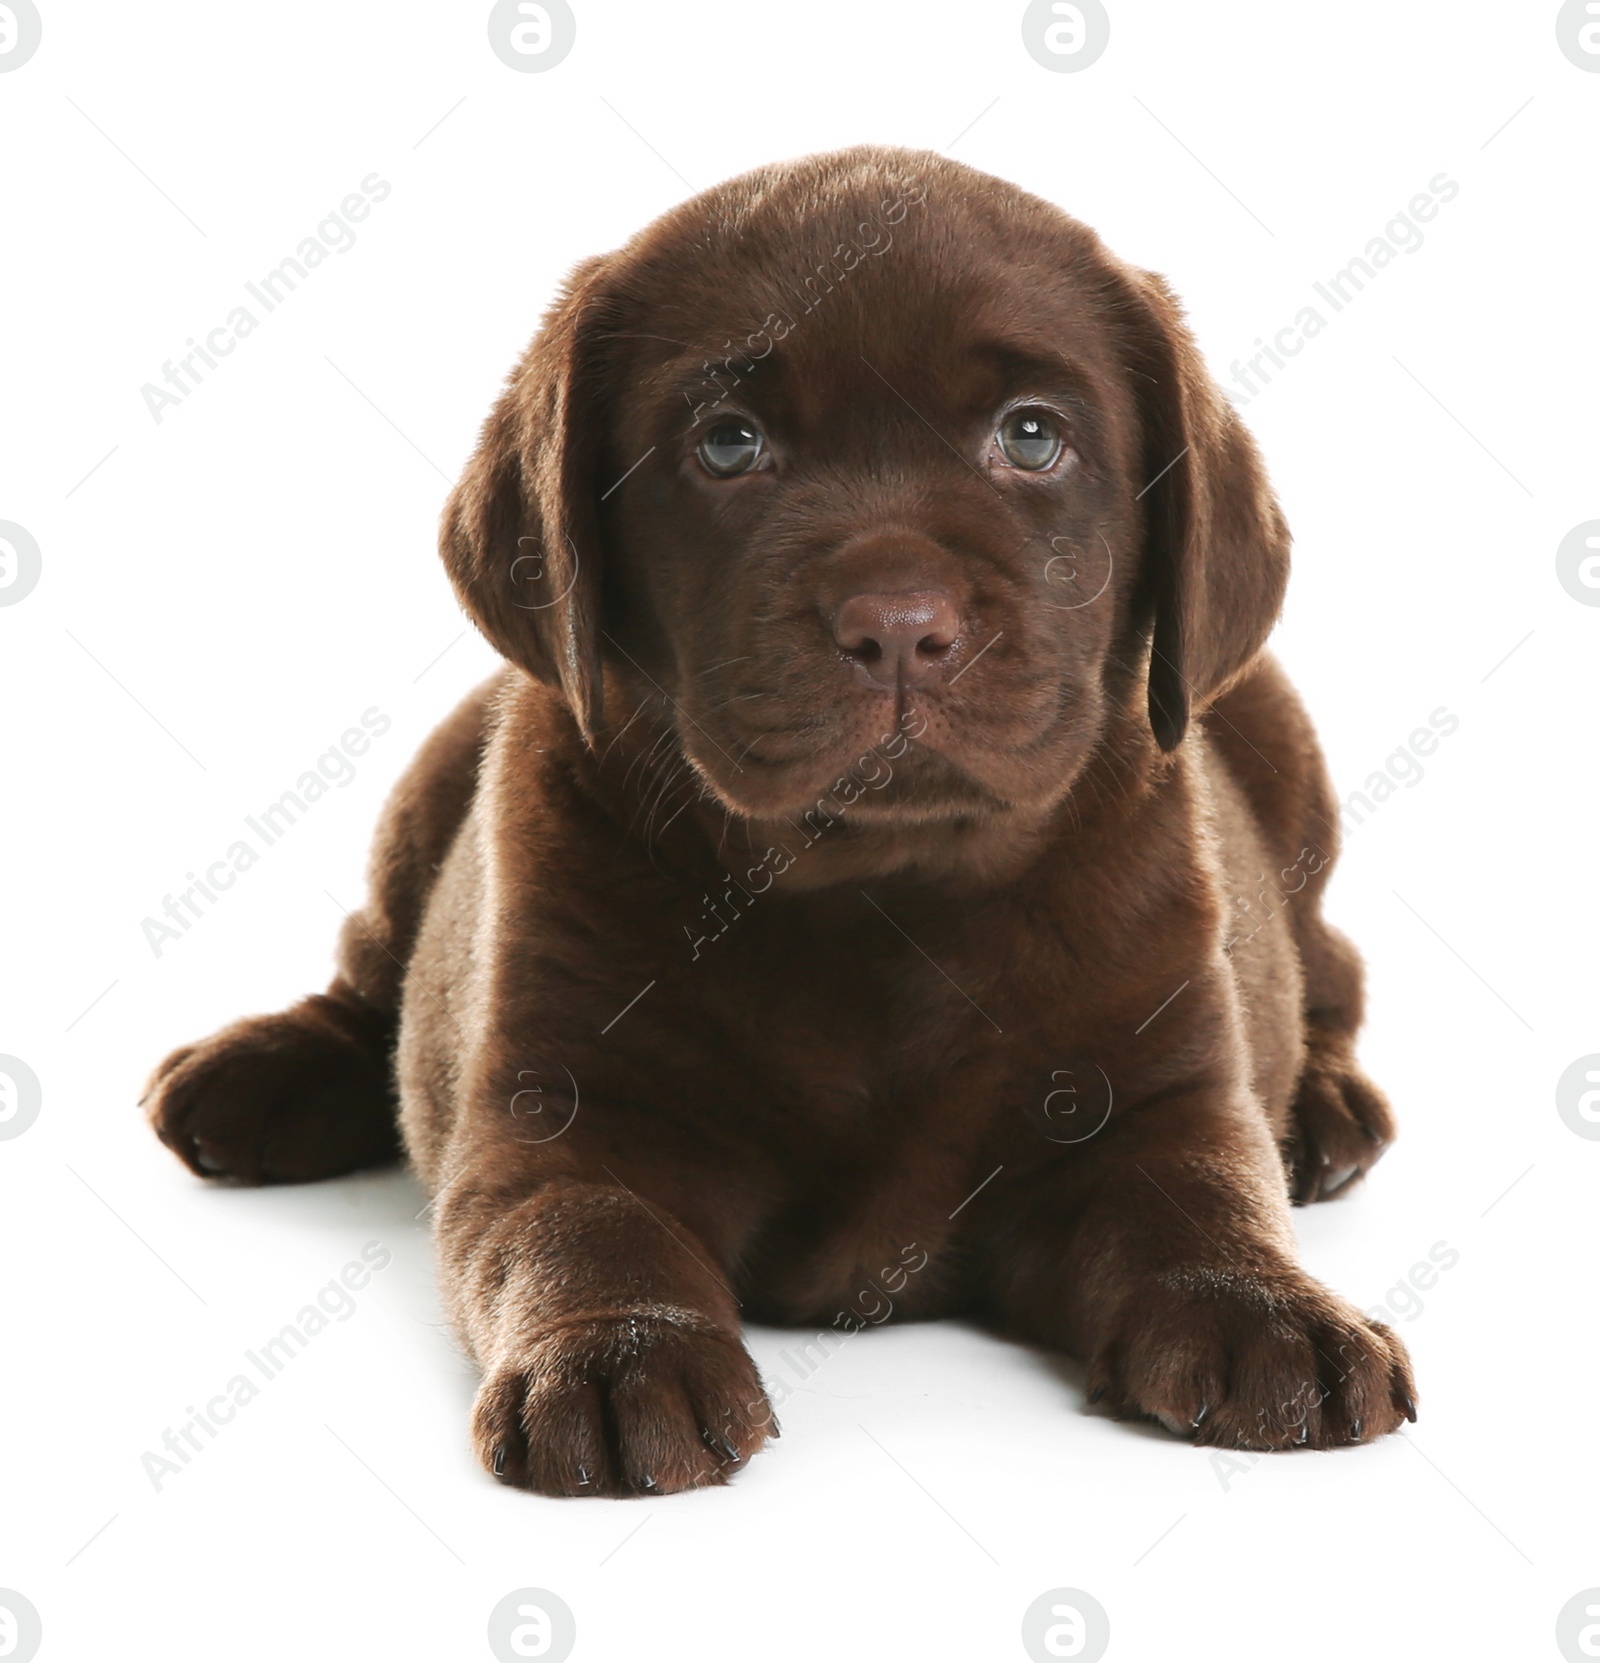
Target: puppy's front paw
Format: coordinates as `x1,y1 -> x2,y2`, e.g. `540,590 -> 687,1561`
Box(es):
1284,1042 -> 1396,1203
1088,1269 -> 1415,1450
474,1312 -> 774,1497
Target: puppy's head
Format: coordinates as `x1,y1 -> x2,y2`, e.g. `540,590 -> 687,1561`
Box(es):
443,147 -> 1287,839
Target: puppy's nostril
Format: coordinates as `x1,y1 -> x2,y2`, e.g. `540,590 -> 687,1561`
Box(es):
832,590 -> 961,687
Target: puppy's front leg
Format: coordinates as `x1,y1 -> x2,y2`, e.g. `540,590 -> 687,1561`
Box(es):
986,1082 -> 1416,1449
433,1157 -> 773,1496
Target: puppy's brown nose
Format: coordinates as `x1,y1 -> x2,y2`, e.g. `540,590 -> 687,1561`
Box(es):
832,590 -> 960,689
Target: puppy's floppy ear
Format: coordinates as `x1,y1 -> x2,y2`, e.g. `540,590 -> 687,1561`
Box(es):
440,256 -> 613,741
1119,268 -> 1290,752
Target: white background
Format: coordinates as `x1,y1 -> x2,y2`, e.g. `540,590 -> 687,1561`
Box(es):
3,2 -> 1597,1660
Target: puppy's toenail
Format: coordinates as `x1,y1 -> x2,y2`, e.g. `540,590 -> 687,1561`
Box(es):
576,1466 -> 592,1487
1349,1418 -> 1362,1441
1088,1385 -> 1107,1406
492,1445 -> 506,1477
1192,1403 -> 1210,1428
704,1431 -> 741,1464
1399,1393 -> 1417,1423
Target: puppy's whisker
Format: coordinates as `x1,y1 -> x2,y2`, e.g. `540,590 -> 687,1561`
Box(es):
697,656 -> 754,680
654,779 -> 706,840
623,750 -> 672,835
629,747 -> 684,833
623,720 -> 683,797
599,697 -> 651,766
630,737 -> 696,848
699,691 -> 767,720
592,331 -> 693,348
602,628 -> 745,774
641,759 -> 698,857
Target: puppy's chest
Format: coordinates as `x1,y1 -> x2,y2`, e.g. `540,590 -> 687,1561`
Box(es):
706,905 -> 1071,1147
701,892 -> 1084,1067
677,900 -> 1102,1320
699,908 -> 1002,1096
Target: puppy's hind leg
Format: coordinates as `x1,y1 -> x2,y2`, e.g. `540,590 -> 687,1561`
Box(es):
144,677 -> 502,1184
1204,656 -> 1396,1204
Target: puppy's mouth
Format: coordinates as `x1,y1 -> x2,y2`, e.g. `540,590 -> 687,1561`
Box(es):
678,680 -> 1083,827
743,736 -> 996,819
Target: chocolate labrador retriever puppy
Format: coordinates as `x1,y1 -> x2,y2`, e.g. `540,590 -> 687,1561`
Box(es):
145,146 -> 1413,1495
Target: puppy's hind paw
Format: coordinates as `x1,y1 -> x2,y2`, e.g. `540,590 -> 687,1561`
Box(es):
1283,1043 -> 1396,1204
144,994 -> 399,1185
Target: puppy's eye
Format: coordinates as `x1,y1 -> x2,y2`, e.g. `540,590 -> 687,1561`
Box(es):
995,409 -> 1064,471
697,418 -> 764,477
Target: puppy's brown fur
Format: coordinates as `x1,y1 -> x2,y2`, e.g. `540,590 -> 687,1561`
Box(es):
146,147 -> 1412,1495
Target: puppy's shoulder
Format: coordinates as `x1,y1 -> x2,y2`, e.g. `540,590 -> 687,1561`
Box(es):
477,668 -> 613,845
